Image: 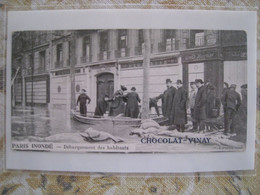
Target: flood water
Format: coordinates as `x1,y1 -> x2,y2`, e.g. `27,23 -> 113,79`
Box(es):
11,105 -> 134,140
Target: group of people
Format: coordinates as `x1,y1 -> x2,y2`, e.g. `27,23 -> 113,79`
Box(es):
76,78 -> 247,137
153,78 -> 247,135
104,86 -> 141,118
77,86 -> 141,119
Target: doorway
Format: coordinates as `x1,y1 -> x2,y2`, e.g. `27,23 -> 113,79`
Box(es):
96,73 -> 114,104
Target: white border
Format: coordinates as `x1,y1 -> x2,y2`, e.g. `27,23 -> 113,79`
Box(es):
6,9 -> 257,173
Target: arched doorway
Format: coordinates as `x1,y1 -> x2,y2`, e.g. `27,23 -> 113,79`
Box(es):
96,73 -> 114,104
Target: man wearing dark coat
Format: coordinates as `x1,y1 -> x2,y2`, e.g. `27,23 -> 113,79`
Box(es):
77,89 -> 91,116
157,79 -> 176,121
189,81 -> 198,130
194,79 -> 207,132
124,87 -> 141,118
94,95 -> 109,116
236,84 -> 247,142
221,84 -> 241,135
206,84 -> 217,118
171,80 -> 188,132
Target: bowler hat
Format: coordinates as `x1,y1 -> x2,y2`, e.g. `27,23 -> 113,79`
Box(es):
166,79 -> 172,83
230,84 -> 237,89
195,79 -> 203,84
131,87 -> 136,91
176,80 -> 183,84
241,84 -> 247,89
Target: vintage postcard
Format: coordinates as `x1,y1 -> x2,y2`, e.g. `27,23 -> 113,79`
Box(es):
5,10 -> 256,173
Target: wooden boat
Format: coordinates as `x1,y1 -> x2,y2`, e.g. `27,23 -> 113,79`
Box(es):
71,110 -> 168,127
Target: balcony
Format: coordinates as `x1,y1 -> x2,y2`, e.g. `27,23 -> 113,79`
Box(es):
98,51 -> 108,61
158,40 -> 179,53
115,48 -> 130,58
80,55 -> 92,63
135,46 -> 144,56
37,66 -> 46,74
55,61 -> 63,68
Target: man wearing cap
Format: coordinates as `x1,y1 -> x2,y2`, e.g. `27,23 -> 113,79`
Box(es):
77,89 -> 91,116
194,79 -> 207,132
189,81 -> 198,130
156,79 -> 176,121
171,80 -> 188,132
124,87 -> 141,118
221,84 -> 241,135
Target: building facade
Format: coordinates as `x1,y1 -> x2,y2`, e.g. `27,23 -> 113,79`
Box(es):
12,29 -> 247,112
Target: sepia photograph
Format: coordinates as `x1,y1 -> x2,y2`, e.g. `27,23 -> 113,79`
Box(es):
10,29 -> 247,153
5,9 -> 256,173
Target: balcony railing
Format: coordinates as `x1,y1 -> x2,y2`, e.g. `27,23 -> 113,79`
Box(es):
55,61 -> 63,68
80,55 -> 92,63
115,47 -> 130,58
135,46 -> 143,56
158,40 -> 180,52
98,51 -> 108,61
37,66 -> 46,74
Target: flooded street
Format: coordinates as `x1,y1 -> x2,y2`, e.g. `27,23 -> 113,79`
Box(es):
10,105 -> 244,153
11,105 -> 135,140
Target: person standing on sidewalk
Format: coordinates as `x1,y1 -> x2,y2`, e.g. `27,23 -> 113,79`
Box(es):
221,84 -> 241,135
194,79 -> 207,133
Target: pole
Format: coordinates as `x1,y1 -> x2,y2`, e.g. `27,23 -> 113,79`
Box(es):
70,31 -> 76,110
142,29 -> 151,119
30,32 -> 34,114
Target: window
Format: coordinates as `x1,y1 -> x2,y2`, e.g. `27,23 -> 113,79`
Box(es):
195,32 -> 205,46
68,41 -> 71,66
165,30 -> 176,51
28,54 -> 34,75
118,30 -> 127,57
100,31 -> 108,52
39,51 -> 46,71
83,36 -> 91,59
182,30 -> 189,49
138,30 -> 144,54
57,44 -> 63,63
118,30 -> 127,49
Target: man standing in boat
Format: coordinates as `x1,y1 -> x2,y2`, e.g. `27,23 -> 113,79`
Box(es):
77,89 -> 91,116
124,87 -> 141,118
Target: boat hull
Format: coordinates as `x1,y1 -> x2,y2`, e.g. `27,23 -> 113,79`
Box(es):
71,110 -> 168,127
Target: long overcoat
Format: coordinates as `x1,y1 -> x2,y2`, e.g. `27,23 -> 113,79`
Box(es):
194,86 -> 207,120
161,86 -> 176,119
125,91 -> 141,118
171,87 -> 188,125
206,90 -> 216,118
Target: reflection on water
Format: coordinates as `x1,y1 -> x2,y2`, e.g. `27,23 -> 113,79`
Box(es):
11,106 -> 134,140
12,106 -> 90,138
